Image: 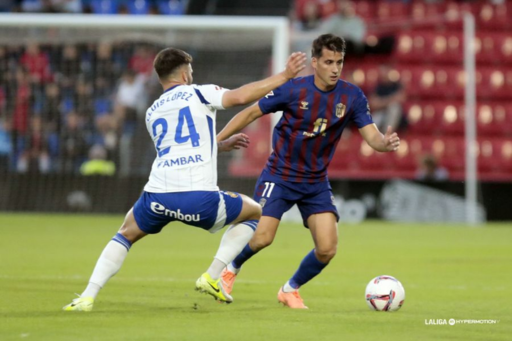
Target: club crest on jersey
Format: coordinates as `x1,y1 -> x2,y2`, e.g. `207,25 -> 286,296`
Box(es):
223,191 -> 239,198
300,101 -> 309,110
335,103 -> 346,118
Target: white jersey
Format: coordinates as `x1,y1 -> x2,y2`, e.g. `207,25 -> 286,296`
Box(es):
143,84 -> 228,193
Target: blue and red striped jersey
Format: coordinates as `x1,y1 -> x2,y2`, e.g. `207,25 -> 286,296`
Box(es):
258,75 -> 373,183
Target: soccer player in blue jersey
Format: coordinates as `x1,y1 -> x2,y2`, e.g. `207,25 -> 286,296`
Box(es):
217,34 -> 401,308
62,48 -> 306,311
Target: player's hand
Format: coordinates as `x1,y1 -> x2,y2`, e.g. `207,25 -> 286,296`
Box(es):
218,133 -> 250,153
283,52 -> 307,80
384,126 -> 400,152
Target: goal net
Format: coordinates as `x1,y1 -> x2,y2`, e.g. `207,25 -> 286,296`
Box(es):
0,14 -> 288,212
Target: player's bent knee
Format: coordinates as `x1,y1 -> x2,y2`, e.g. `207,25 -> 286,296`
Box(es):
250,233 -> 274,251
118,210 -> 147,244
316,247 -> 337,263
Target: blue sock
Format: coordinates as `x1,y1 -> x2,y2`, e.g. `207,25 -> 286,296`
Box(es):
289,249 -> 327,289
112,233 -> 132,251
232,244 -> 256,269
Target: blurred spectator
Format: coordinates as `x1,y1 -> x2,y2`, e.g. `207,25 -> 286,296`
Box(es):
59,112 -> 89,173
93,77 -> 113,118
0,47 -> 7,84
319,0 -> 366,52
20,42 -> 52,84
17,116 -> 51,173
0,119 -> 11,171
58,44 -> 82,85
74,78 -> 95,121
49,0 -> 82,12
129,46 -> 156,77
80,144 -> 115,176
114,69 -> 146,135
0,86 -> 5,120
90,43 -> 122,87
21,0 -> 43,12
125,0 -> 151,15
0,0 -> 12,11
368,64 -> 406,133
415,153 -> 449,182
39,82 -> 62,134
9,67 -> 32,159
93,113 -> 117,152
0,40 -> 161,175
294,0 -> 323,32
157,0 -> 185,15
86,0 -> 118,14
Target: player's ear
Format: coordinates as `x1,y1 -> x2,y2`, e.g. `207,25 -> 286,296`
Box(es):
181,69 -> 188,84
311,57 -> 318,70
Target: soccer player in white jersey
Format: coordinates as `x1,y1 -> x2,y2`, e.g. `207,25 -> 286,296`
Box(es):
63,48 -> 306,311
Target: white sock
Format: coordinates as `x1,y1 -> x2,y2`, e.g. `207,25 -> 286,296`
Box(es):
81,240 -> 129,299
207,222 -> 254,280
283,281 -> 297,293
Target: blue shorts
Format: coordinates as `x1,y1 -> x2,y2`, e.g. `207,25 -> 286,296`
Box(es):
133,190 -> 243,234
254,171 -> 339,228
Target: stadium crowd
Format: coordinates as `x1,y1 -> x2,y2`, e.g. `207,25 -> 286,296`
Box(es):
0,0 -> 186,15
0,42 -> 161,174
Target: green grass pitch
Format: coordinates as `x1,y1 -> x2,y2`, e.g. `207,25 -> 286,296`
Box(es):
1,213 -> 510,341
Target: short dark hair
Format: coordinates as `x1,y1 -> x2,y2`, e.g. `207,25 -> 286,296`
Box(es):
311,34 -> 346,58
153,48 -> 193,80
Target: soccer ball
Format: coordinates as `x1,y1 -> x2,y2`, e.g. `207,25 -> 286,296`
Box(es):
365,275 -> 405,312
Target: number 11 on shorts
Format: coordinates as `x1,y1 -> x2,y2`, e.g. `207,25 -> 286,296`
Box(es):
261,182 -> 275,198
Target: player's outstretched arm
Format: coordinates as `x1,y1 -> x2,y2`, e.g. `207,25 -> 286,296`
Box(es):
217,103 -> 263,142
359,124 -> 400,152
221,52 -> 306,109
218,133 -> 250,153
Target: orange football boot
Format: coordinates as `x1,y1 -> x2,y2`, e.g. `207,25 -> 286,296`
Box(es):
220,268 -> 237,295
277,287 -> 308,309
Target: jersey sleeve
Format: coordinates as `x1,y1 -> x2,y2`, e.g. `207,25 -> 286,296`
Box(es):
258,81 -> 290,115
351,88 -> 374,128
193,84 -> 229,110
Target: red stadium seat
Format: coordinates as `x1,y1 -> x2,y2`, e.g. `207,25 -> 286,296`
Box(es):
404,101 -> 440,135
498,36 -> 512,65
353,1 -> 374,21
345,63 -> 379,94
477,103 -> 512,136
411,1 -> 446,23
394,31 -> 433,63
330,133 -> 361,171
498,140 -> 512,173
431,31 -> 463,64
478,67 -> 512,100
389,136 -> 421,172
475,33 -> 499,65
356,138 -> 393,172
395,31 -> 463,64
476,2 -> 511,31
438,101 -> 464,135
444,1 -> 476,30
376,1 -> 410,21
477,139 -> 500,174
437,137 -> 465,174
396,66 -> 463,99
